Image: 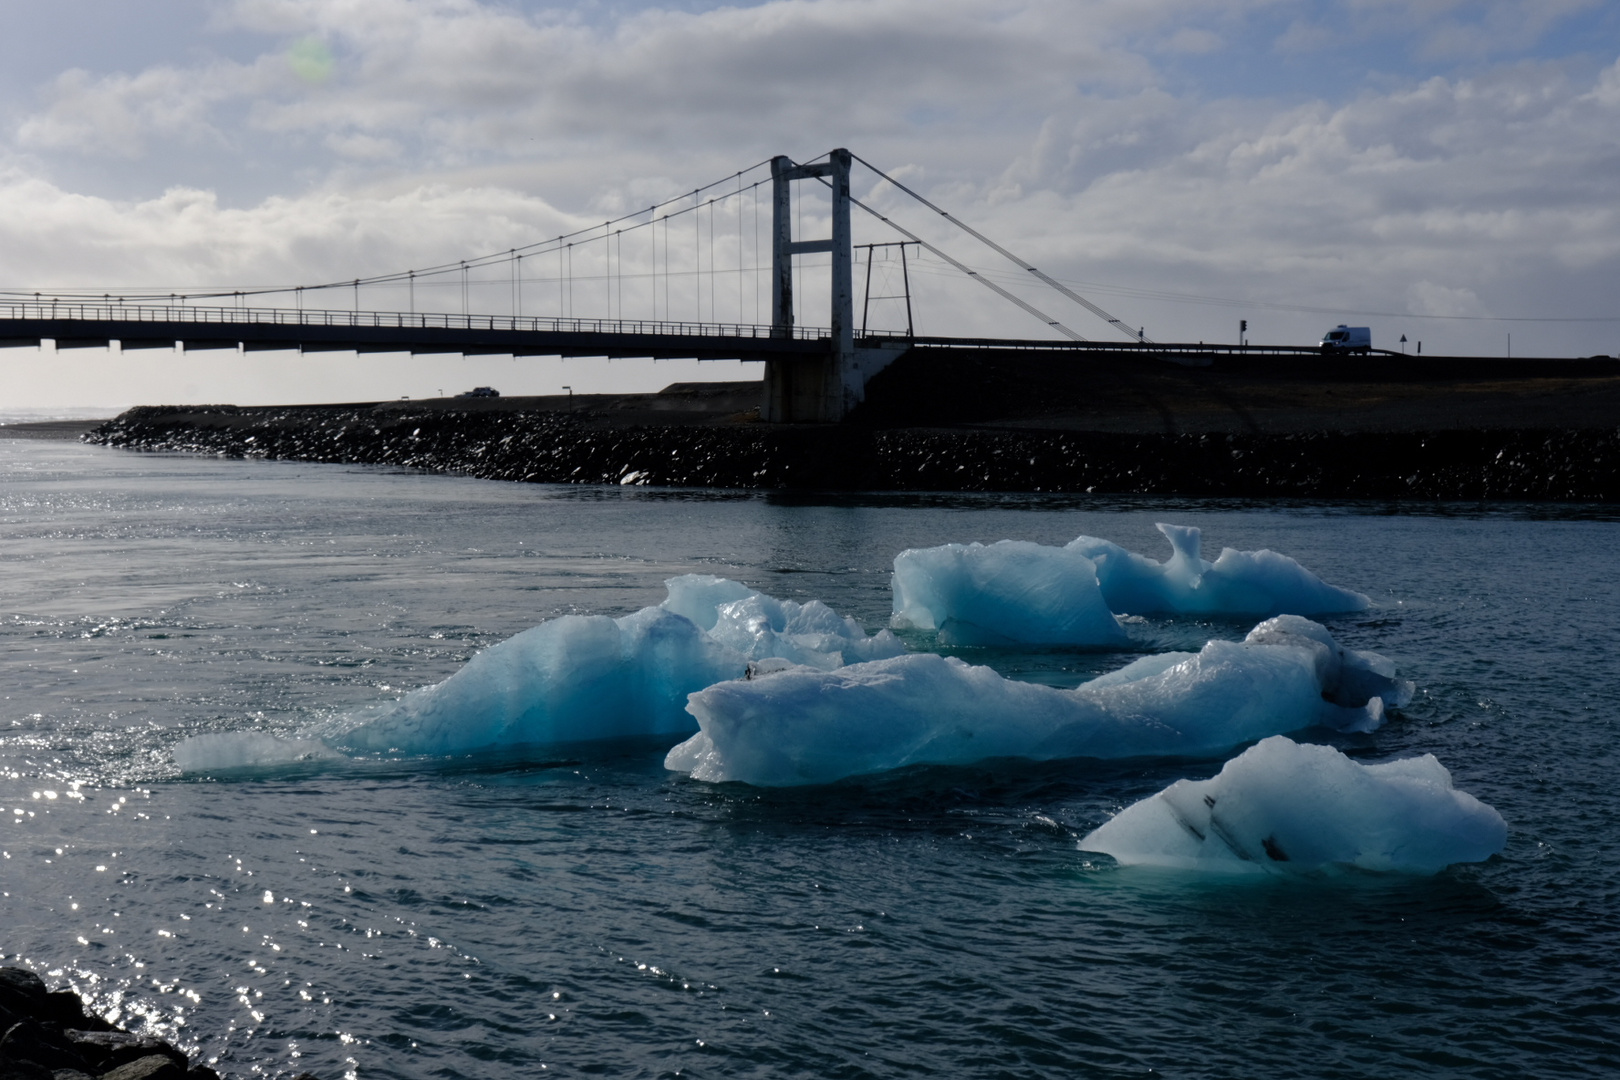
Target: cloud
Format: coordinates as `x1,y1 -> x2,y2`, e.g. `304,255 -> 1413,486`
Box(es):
1406,281 -> 1487,317
16,65 -> 237,158
0,167 -> 580,292
14,0 -> 1163,173
1,0 -> 1618,386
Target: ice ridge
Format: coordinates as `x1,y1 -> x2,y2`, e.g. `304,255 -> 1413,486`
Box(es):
1068,522 -> 1371,617
665,616 -> 1411,786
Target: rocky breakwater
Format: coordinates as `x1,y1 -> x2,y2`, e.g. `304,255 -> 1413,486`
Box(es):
0,966 -> 301,1080
85,400 -> 1620,501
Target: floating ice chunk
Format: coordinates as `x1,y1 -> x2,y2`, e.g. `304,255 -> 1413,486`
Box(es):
673,577 -> 905,670
661,574 -> 757,631
1067,523 -> 1370,617
667,618 -> 1405,786
173,732 -> 341,773
331,577 -> 900,758
340,607 -> 742,755
891,540 -> 1127,646
1078,736 -> 1507,874
1244,614 -> 1411,723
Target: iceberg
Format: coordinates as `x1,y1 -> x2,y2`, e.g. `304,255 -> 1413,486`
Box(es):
666,574 -> 906,670
666,616 -> 1411,786
174,576 -> 903,768
1078,736 -> 1507,874
1067,523 -> 1371,617
337,576 -> 901,756
891,540 -> 1127,646
338,606 -> 738,755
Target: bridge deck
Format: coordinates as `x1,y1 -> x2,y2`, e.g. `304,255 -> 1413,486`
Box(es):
0,304 -> 835,362
2,304 -> 1362,362
2,304 -> 1610,368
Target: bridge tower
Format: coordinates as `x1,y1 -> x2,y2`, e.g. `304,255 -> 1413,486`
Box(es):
762,149 -> 904,423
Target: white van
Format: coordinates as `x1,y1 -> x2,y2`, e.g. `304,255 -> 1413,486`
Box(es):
1320,325 -> 1371,353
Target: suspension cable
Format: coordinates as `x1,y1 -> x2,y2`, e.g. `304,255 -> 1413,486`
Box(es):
851,153 -> 1144,343
805,171 -> 1084,342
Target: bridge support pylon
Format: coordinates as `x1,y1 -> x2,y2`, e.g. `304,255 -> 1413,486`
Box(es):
763,149 -> 895,423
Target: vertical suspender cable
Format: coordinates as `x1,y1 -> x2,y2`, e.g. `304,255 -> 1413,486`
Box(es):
753,181 -> 760,326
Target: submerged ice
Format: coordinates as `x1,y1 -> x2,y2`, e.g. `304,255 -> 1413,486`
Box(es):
666,616 -> 1412,786
175,576 -> 902,767
1079,736 -> 1507,874
171,732 -> 341,773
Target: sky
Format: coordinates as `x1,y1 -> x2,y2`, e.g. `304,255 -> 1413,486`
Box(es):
2,0 -> 1618,410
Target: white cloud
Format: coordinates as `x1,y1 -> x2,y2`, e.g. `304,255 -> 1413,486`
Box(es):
2,0 -> 1619,407
1406,281 -> 1487,317
324,131 -> 401,160
0,168 -> 580,290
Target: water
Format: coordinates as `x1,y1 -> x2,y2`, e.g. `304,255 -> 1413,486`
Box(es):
2,438 -> 1618,1079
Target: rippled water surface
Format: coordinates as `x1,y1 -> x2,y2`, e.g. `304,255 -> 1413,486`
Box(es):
2,439 -> 1618,1079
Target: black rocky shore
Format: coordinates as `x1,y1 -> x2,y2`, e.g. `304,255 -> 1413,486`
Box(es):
0,966 -> 318,1080
78,351 -> 1620,501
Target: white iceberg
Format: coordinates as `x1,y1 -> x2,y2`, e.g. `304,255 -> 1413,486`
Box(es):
174,576 -> 902,769
891,539 -> 1127,646
1067,523 -> 1370,617
666,616 -> 1411,786
1078,736 -> 1507,874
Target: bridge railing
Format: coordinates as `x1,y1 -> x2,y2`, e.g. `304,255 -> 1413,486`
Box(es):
0,298 -> 905,343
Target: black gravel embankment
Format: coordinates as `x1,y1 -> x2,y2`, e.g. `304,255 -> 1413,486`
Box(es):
84,404 -> 1620,501
0,966 -> 294,1080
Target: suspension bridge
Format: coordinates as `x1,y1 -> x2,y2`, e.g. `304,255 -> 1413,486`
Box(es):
0,149 -> 1340,422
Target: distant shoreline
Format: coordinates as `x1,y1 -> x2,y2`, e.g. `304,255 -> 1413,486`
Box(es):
1,419 -> 112,440
49,350 -> 1620,500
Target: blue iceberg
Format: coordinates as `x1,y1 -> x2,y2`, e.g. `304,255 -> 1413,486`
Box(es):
176,576 -> 902,767
1078,736 -> 1506,874
889,525 -> 1369,647
338,605 -> 738,755
891,539 -> 1127,646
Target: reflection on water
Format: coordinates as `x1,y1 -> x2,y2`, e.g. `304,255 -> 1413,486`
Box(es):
2,440 -> 1618,1079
